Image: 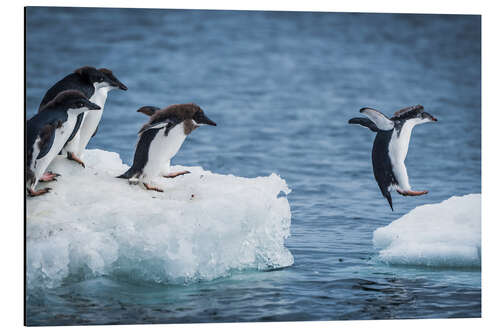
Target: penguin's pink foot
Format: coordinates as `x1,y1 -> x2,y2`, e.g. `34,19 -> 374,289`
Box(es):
163,171 -> 190,178
397,189 -> 428,197
27,187 -> 51,197
40,172 -> 60,182
143,183 -> 164,192
67,152 -> 85,168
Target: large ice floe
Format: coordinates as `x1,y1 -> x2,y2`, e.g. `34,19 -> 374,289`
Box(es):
26,149 -> 293,289
373,194 -> 481,268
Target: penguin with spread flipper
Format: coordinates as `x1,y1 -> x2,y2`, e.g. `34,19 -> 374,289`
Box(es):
349,105 -> 437,210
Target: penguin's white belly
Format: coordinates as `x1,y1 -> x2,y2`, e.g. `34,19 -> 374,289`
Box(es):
388,131 -> 408,166
142,124 -> 187,179
75,89 -> 109,155
34,114 -> 79,184
388,122 -> 416,191
30,137 -> 42,172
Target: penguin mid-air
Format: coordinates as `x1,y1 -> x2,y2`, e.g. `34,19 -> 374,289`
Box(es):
27,90 -> 101,197
38,66 -> 127,167
118,103 -> 217,192
348,105 -> 437,210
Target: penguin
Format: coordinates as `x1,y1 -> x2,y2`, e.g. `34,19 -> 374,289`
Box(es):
135,105 -> 185,178
348,105 -> 437,210
38,66 -> 127,167
27,90 -> 101,197
118,103 -> 217,192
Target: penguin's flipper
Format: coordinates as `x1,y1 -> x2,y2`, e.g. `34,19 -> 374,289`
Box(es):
118,128 -> 163,179
372,131 -> 398,211
65,112 -> 84,146
348,117 -> 379,132
36,123 -> 57,160
360,107 -> 394,131
138,118 -> 175,135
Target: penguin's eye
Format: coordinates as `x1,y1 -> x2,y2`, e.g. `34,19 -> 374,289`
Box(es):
99,77 -> 104,82
78,102 -> 84,108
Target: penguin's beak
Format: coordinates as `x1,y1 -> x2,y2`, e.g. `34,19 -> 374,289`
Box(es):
113,79 -> 128,91
198,114 -> 217,126
422,111 -> 437,122
86,101 -> 101,110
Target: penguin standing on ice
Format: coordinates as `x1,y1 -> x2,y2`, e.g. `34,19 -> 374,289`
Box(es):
349,105 -> 437,210
135,105 -> 189,178
38,66 -> 127,167
118,103 -> 217,192
27,90 -> 101,196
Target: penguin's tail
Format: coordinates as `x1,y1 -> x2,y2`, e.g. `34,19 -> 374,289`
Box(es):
382,189 -> 394,211
117,167 -> 135,179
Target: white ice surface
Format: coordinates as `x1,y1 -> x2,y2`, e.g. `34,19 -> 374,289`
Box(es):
373,194 -> 481,268
27,149 -> 293,289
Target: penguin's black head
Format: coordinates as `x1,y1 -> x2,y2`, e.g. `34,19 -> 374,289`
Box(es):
137,106 -> 160,117
146,103 -> 216,136
99,68 -> 128,90
158,103 -> 216,127
74,66 -> 105,84
391,105 -> 437,124
74,66 -> 127,90
191,105 -> 217,127
39,90 -> 100,113
44,90 -> 101,113
420,111 -> 438,122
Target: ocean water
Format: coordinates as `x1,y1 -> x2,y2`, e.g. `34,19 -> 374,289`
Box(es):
25,8 -> 481,325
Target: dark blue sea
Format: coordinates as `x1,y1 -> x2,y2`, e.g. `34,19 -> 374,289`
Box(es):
25,8 -> 481,325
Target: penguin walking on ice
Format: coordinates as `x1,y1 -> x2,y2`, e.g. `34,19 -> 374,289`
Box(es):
26,90 -> 101,197
118,103 -> 217,192
348,105 -> 437,210
38,66 -> 127,167
135,105 -> 192,178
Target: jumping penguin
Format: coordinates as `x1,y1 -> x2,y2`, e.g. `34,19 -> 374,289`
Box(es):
38,66 -> 127,167
118,103 -> 217,192
348,105 -> 437,210
27,90 -> 101,197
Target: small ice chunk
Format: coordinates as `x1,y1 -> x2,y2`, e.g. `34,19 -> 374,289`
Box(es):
373,194 -> 481,268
